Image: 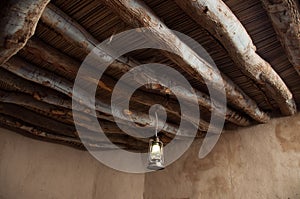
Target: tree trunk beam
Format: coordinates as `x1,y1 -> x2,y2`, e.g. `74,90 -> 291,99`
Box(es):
0,103 -> 148,150
174,0 -> 296,116
100,0 -> 270,122
39,4 -> 254,125
0,0 -> 50,65
2,57 -> 198,138
0,89 -> 153,139
261,0 -> 300,75
0,69 -> 172,140
0,89 -> 74,125
0,103 -> 76,137
24,38 -> 211,130
0,113 -> 127,150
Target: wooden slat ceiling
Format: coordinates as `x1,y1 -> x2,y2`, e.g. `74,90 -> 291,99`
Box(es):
0,0 -> 299,151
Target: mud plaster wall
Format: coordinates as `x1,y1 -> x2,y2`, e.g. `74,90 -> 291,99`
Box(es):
1,114 -> 300,199
0,128 -> 144,199
144,113 -> 300,199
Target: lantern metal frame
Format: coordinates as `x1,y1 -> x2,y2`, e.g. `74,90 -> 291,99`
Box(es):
147,112 -> 164,170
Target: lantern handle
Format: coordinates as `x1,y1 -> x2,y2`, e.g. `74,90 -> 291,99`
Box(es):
155,112 -> 158,137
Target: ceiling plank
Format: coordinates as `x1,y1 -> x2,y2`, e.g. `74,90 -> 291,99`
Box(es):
0,0 -> 50,65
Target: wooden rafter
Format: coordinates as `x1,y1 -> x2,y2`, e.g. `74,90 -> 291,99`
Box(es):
0,113 -> 136,151
40,4 -> 254,125
99,0 -> 270,122
2,57 -> 198,138
174,0 -> 296,116
261,0 -> 300,75
0,0 -> 50,65
23,38 -> 211,130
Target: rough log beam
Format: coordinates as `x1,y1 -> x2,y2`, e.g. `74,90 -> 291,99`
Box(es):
0,103 -> 148,149
261,0 -> 300,75
40,4 -> 252,126
99,0 -> 270,122
24,38 -> 210,130
2,57 -> 196,138
0,113 -> 128,151
0,89 -> 75,125
0,0 -> 50,65
0,89 -> 156,144
0,103 -> 75,137
174,0 -> 296,116
0,70 -> 174,141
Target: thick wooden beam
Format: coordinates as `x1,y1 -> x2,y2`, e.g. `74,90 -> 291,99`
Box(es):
2,57 -> 197,137
0,89 -> 153,140
24,38 -> 210,130
0,103 -> 75,137
261,0 -> 300,75
0,69 -> 171,141
0,89 -> 74,125
0,102 -> 148,149
0,113 -> 126,150
99,0 -> 270,122
0,0 -> 50,65
40,4 -> 253,125
174,0 -> 296,116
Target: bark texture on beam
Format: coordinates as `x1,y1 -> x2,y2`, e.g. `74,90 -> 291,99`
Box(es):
0,69 -> 171,140
0,101 -> 148,149
2,57 -> 196,137
0,113 -> 125,150
0,0 -> 50,65
0,103 -> 75,137
175,0 -> 296,116
261,0 -> 300,75
101,0 -> 270,123
0,89 -> 152,141
24,38 -> 210,130
40,4 -> 253,125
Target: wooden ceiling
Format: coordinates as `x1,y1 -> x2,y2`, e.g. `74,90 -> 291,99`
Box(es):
0,0 -> 299,151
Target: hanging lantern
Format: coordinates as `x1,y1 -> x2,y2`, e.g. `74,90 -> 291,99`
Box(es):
147,136 -> 164,170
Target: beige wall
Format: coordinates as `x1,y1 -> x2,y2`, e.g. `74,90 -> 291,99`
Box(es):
144,113 -> 300,199
1,114 -> 300,199
0,128 -> 144,199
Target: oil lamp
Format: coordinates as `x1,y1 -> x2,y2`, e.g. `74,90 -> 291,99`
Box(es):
147,113 -> 164,170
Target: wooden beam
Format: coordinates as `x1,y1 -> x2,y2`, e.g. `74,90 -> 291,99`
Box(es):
24,38 -> 210,130
2,57 -> 197,138
0,102 -> 148,150
98,0 -> 270,122
174,0 -> 296,116
40,4 -> 253,125
0,89 -> 74,125
0,113 -> 126,150
0,103 -> 75,137
0,0 -> 50,64
0,89 -> 153,140
261,0 -> 300,75
0,70 -> 171,141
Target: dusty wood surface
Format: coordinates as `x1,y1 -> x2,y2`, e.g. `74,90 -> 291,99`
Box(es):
40,4 -> 254,125
101,0 -> 270,123
261,0 -> 300,75
24,38 -> 211,130
0,0 -> 50,65
2,57 -> 199,138
175,0 -> 296,116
